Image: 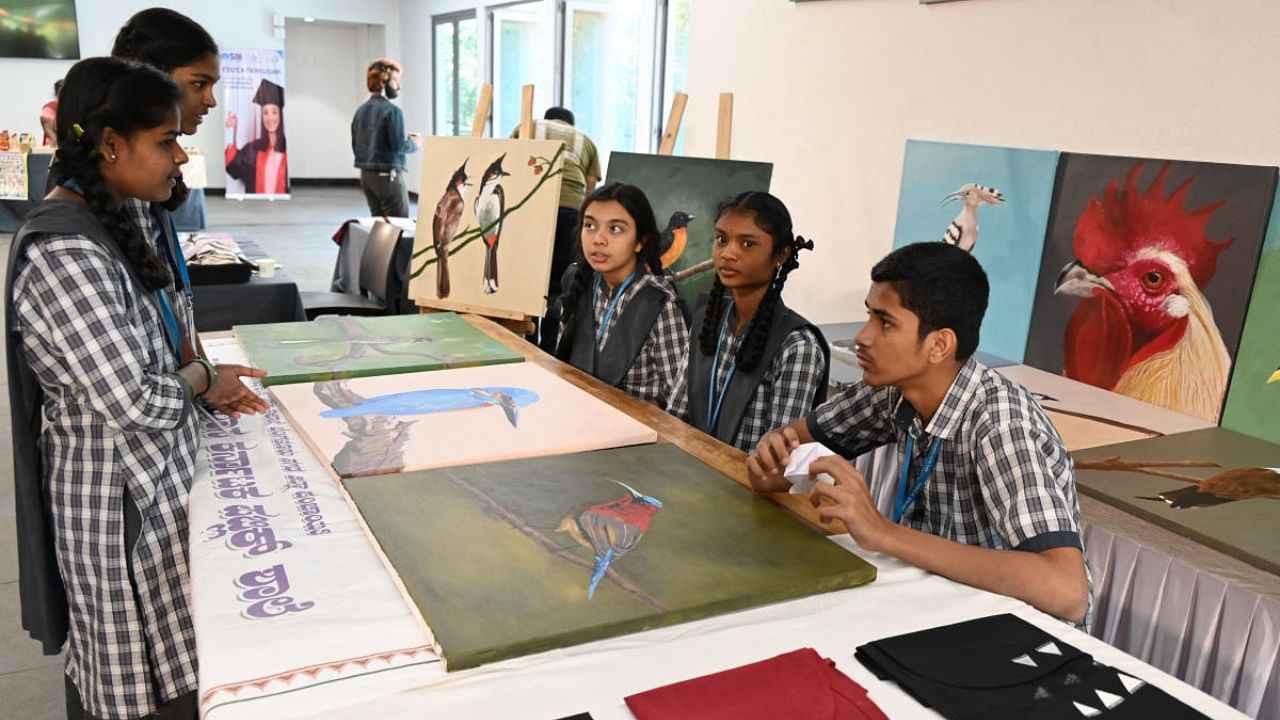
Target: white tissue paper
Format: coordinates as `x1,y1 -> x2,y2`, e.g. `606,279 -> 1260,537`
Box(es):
784,442 -> 837,494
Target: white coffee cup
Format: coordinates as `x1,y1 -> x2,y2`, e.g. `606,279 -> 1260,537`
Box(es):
257,258 -> 277,278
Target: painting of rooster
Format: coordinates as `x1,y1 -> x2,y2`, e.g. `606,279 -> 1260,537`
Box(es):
1025,155 -> 1277,423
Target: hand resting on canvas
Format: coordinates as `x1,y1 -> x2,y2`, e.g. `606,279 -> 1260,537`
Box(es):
201,363 -> 270,418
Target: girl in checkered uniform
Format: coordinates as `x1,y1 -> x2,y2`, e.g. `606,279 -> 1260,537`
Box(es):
7,57 -> 265,719
667,192 -> 830,451
555,183 -> 689,407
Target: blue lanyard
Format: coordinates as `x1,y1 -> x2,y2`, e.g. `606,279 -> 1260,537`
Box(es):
706,300 -> 738,432
166,213 -> 193,298
156,290 -> 183,366
592,271 -> 636,347
893,434 -> 943,523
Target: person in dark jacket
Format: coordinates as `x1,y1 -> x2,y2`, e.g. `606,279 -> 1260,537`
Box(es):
352,58 -> 421,216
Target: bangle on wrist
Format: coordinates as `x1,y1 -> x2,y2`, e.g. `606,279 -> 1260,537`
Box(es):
173,372 -> 195,399
191,358 -> 217,397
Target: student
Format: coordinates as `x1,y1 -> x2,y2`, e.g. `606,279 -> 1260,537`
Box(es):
666,191 -> 829,451
112,7 -> 220,211
747,243 -> 1090,624
6,57 -> 268,719
555,182 -> 688,406
225,78 -> 288,195
112,7 -> 241,406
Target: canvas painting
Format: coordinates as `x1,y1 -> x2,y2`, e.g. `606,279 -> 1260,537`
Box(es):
1221,189 -> 1280,444
1073,428 -> 1280,574
344,444 -> 877,671
605,152 -> 772,306
234,313 -> 524,386
996,365 -> 1212,451
409,136 -> 565,319
1023,154 -> 1277,423
893,140 -> 1060,363
269,362 -> 657,479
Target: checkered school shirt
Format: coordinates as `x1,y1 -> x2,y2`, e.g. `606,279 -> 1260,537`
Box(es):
582,271 -> 688,407
126,200 -> 195,339
667,325 -> 827,452
809,357 -> 1085,553
12,231 -> 200,718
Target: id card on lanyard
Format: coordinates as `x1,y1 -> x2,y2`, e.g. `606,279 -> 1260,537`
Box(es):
893,434 -> 943,524
593,271 -> 637,348
706,299 -> 738,433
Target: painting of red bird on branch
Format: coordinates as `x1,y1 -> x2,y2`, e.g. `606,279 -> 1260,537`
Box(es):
1025,155 -> 1277,422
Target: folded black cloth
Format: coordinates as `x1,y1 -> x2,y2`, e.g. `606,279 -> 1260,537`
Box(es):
855,613 -> 1208,720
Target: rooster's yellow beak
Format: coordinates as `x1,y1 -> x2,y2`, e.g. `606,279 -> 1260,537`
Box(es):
1269,369 -> 1280,384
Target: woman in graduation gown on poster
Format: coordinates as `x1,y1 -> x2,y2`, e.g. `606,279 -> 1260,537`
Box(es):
225,78 -> 288,194
555,182 -> 689,407
667,191 -> 830,451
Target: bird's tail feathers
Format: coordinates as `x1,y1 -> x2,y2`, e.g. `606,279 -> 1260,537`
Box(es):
586,549 -> 614,599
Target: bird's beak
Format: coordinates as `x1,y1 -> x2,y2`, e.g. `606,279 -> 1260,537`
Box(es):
1054,261 -> 1114,297
941,191 -> 963,206
687,214 -> 696,221
1269,369 -> 1280,384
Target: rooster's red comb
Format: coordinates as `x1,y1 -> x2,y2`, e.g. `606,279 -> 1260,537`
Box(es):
1071,162 -> 1232,288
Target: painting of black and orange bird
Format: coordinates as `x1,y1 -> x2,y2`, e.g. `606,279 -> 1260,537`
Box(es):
659,211 -> 695,269
476,154 -> 510,294
432,161 -> 469,298
1139,466 -> 1280,509
556,481 -> 663,598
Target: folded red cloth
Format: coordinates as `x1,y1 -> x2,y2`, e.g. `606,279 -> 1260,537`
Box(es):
331,218 -> 359,246
625,648 -> 888,720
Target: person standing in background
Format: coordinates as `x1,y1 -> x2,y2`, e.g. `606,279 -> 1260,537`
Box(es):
39,79 -> 62,147
513,107 -> 601,350
352,58 -> 420,217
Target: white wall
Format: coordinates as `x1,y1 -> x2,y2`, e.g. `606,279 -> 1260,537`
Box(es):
285,19 -> 386,180
0,0 -> 403,188
682,0 -> 1280,324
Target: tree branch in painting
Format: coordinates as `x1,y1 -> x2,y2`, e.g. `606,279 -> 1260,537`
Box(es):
1075,456 -> 1220,484
313,380 -> 415,478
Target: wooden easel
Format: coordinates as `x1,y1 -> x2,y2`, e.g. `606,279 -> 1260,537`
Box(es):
416,83 -> 538,337
655,91 -> 734,160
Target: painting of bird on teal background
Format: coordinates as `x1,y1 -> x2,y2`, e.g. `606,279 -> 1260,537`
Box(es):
557,481 -> 663,599
320,386 -> 538,428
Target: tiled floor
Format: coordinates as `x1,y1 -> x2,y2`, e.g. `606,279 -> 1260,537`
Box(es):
0,186 -> 388,718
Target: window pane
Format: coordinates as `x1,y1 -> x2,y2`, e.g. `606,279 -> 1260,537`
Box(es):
434,21 -> 456,136
457,18 -> 479,135
566,1 -> 641,163
662,0 -> 691,154
493,2 -> 544,136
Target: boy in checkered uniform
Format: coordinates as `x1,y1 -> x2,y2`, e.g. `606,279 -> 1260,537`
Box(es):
748,243 -> 1090,625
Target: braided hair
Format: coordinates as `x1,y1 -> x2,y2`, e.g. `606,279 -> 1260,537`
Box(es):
553,182 -> 663,361
112,8 -> 217,212
49,57 -> 184,292
697,191 -> 814,372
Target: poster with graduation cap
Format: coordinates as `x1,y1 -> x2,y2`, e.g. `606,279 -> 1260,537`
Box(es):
220,49 -> 290,199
